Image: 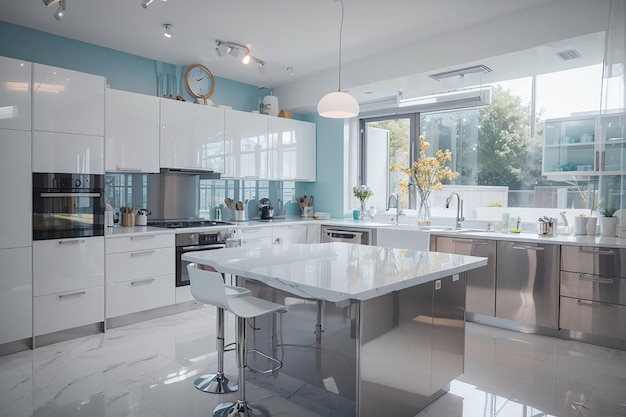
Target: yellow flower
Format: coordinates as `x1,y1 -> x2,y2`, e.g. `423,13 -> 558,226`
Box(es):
389,135 -> 458,199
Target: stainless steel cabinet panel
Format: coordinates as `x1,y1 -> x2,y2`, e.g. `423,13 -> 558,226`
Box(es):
560,296 -> 626,340
496,241 -> 559,329
435,237 -> 496,316
561,271 -> 626,305
561,245 -> 626,278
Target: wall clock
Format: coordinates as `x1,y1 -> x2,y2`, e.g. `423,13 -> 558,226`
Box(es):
184,64 -> 215,103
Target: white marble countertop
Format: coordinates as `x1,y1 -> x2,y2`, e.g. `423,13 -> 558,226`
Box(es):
182,242 -> 487,302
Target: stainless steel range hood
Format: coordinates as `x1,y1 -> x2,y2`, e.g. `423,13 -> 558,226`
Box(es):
147,169 -> 218,221
159,167 -> 221,180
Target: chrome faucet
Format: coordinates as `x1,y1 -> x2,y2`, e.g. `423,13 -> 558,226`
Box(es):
445,192 -> 464,230
387,193 -> 401,225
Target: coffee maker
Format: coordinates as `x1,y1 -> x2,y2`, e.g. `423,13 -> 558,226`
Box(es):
259,198 -> 274,220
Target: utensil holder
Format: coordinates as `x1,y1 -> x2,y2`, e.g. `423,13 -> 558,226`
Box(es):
122,213 -> 135,227
573,216 -> 588,235
235,210 -> 246,222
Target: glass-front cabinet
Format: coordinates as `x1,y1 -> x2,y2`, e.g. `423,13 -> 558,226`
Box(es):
543,112 -> 625,176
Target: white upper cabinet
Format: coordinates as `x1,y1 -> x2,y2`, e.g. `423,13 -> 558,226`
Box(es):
160,99 -> 225,172
0,129 -> 31,249
0,56 -> 31,131
224,110 -> 270,179
105,89 -> 160,173
32,130 -> 104,174
269,117 -> 316,181
32,63 -> 105,136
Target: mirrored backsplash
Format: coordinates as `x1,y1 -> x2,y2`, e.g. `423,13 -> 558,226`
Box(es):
105,173 -> 300,222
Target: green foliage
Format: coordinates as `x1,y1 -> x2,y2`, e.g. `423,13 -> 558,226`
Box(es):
601,206 -> 617,217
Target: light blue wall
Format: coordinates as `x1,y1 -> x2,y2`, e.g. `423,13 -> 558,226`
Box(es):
297,114 -> 344,218
0,21 -> 267,112
0,21 -> 345,217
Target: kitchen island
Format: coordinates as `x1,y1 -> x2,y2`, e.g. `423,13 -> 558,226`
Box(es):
183,242 -> 487,417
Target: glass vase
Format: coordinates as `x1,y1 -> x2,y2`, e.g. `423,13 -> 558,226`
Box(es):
359,200 -> 366,220
417,190 -> 432,228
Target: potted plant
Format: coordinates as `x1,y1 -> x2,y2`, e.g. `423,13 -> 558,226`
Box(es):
600,206 -> 619,236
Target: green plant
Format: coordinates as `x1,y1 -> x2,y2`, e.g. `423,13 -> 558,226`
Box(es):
601,206 -> 617,217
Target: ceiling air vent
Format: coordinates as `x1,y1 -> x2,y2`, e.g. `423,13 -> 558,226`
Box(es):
556,49 -> 582,61
429,65 -> 492,81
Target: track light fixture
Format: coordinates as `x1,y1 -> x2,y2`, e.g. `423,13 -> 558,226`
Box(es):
53,0 -> 66,21
141,0 -> 154,8
163,24 -> 173,38
215,40 -> 265,71
42,0 -> 60,6
287,67 -> 295,77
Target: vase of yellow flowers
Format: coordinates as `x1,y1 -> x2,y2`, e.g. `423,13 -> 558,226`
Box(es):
353,185 -> 373,220
390,135 -> 458,227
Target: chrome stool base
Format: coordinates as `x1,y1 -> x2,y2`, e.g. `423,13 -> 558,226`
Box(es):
193,372 -> 237,394
213,400 -> 270,417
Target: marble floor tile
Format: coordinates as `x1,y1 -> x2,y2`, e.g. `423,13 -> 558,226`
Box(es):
0,309 -> 624,417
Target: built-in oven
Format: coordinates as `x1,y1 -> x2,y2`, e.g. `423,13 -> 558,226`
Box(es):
175,229 -> 239,287
32,173 -> 105,240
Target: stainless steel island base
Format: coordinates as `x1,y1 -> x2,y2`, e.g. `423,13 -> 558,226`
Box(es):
243,272 -> 467,417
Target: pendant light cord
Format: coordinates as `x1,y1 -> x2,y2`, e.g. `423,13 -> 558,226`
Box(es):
337,0 -> 345,92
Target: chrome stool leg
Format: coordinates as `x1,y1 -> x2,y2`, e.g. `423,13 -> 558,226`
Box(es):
213,316 -> 271,417
194,307 -> 238,394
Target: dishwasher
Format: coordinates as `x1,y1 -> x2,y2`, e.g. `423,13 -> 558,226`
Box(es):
321,225 -> 375,245
496,241 -> 560,329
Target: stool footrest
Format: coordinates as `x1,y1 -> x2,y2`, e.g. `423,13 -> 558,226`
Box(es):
247,349 -> 283,375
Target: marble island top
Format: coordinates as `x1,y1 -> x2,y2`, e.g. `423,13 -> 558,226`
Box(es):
182,242 -> 487,302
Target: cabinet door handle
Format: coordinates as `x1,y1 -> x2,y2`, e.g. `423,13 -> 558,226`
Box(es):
58,239 -> 85,245
130,234 -> 156,240
578,247 -> 615,256
58,291 -> 87,299
576,299 -> 615,310
41,192 -> 101,198
452,238 -> 488,245
130,250 -> 155,257
131,278 -> 155,286
115,166 -> 142,172
512,245 -> 544,251
578,274 -> 614,284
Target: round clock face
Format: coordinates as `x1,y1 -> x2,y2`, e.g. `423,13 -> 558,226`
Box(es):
185,64 -> 215,99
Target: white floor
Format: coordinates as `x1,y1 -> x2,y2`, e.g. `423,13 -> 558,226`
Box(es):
0,307 -> 624,417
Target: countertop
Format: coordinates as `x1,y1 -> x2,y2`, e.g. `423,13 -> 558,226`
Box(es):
104,217 -> 626,248
182,242 -> 487,302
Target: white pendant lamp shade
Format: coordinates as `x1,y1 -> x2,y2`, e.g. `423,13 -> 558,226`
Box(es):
317,91 -> 360,118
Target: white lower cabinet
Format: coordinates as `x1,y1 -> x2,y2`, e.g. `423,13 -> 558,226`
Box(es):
105,233 -> 175,318
272,224 -> 308,244
34,287 -> 104,336
306,224 -> 321,243
237,226 -> 273,247
33,237 -> 104,336
0,247 -> 32,345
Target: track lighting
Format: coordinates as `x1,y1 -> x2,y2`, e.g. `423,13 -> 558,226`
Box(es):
53,0 -> 66,21
287,67 -> 295,77
215,40 -> 264,72
163,24 -> 173,38
141,0 -> 154,8
42,0 -> 60,6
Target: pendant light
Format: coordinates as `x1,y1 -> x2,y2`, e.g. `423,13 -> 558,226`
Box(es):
317,0 -> 359,118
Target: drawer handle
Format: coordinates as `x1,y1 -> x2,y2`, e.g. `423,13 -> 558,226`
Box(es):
131,278 -> 155,286
452,239 -> 489,245
242,227 -> 262,233
58,291 -> 86,299
115,166 -> 142,172
512,245 -> 544,251
578,274 -> 614,284
130,250 -> 155,257
130,234 -> 156,240
576,299 -> 615,310
58,239 -> 85,245
578,247 -> 615,256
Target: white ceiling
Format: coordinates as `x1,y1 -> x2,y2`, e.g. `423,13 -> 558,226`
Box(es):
0,0 -> 611,112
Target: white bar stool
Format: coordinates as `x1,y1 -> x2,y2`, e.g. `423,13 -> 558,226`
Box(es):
188,264 -> 286,417
193,266 -> 250,394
